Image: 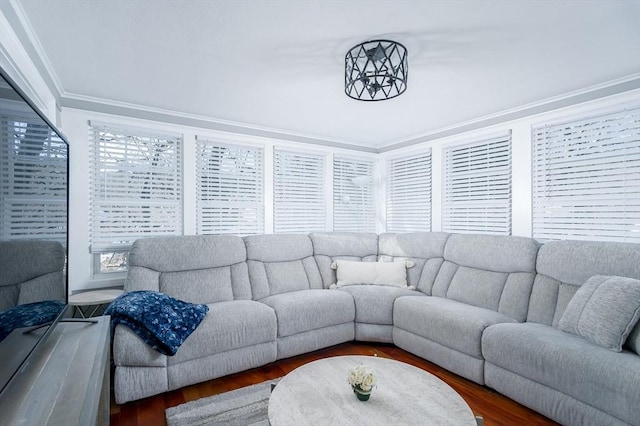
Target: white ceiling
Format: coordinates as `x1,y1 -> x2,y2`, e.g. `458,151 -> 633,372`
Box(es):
11,0 -> 640,149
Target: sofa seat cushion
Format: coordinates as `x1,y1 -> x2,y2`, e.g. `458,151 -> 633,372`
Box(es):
338,285 -> 423,325
168,300 -> 276,365
260,289 -> 354,338
394,296 -> 517,358
483,322 -> 640,425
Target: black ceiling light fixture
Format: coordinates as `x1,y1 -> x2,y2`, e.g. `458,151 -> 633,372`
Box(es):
345,39 -> 408,101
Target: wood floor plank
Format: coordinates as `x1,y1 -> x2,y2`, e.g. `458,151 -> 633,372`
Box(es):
111,342 -> 559,426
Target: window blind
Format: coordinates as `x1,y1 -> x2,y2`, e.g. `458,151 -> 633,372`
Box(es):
273,148 -> 326,233
532,105 -> 640,242
89,123 -> 183,252
333,156 -> 375,232
0,113 -> 67,244
442,132 -> 512,235
195,138 -> 264,235
386,151 -> 431,232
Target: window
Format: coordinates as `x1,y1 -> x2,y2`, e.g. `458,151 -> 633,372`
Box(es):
195,137 -> 264,235
333,156 -> 375,232
0,112 -> 67,244
273,148 -> 326,233
532,105 -> 640,242
442,132 -> 512,235
89,123 -> 182,273
386,151 -> 431,232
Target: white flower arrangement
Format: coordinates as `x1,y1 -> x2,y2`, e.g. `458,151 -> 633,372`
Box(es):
347,364 -> 376,393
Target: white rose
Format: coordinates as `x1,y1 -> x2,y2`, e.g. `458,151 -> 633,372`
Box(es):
361,374 -> 375,391
347,371 -> 359,386
348,364 -> 375,390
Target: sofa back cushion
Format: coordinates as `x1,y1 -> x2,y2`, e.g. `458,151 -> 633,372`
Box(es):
528,239 -> 640,328
244,234 -> 323,299
433,234 -> 539,322
558,275 -> 640,351
125,235 -> 251,304
377,232 -> 450,292
310,232 -> 378,288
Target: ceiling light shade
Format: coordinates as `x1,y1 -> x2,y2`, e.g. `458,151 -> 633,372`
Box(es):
345,39 -> 408,101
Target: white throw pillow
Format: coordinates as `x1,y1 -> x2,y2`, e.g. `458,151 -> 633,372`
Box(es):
330,260 -> 414,289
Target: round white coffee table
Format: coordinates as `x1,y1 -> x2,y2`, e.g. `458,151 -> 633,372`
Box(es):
268,355 -> 477,425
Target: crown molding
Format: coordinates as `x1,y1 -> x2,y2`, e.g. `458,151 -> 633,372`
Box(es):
6,0 -> 63,99
0,6 -> 52,115
60,93 -> 378,153
379,74 -> 640,153
58,73 -> 640,156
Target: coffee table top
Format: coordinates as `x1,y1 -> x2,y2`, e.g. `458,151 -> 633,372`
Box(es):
68,288 -> 123,306
268,355 -> 476,426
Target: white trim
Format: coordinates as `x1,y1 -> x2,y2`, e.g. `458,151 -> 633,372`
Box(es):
8,0 -> 65,98
263,143 -> 275,234
325,153 -> 334,232
61,74 -> 640,153
88,119 -> 182,139
530,99 -> 640,129
50,74 -> 640,153
0,7 -> 51,117
380,75 -> 640,151
62,92 -> 374,149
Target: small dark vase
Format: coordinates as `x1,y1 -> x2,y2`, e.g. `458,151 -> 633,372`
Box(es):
352,386 -> 371,401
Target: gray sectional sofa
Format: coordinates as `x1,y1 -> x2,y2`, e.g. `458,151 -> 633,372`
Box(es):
112,232 -> 640,426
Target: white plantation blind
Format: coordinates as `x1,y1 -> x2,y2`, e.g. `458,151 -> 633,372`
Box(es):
273,148 -> 326,233
442,132 -> 512,235
0,113 -> 67,244
532,105 -> 640,243
333,156 -> 375,232
196,138 -> 264,235
386,151 -> 432,232
89,123 -> 183,252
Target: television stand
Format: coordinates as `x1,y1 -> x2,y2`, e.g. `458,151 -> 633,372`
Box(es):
0,316 -> 110,425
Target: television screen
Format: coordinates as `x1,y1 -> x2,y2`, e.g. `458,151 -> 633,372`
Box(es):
0,68 -> 68,395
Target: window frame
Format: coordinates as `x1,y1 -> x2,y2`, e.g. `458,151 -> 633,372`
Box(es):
89,121 -> 183,276
273,147 -> 328,233
195,136 -> 265,236
333,155 -> 376,233
531,103 -> 640,242
385,150 -> 432,232
441,131 -> 512,235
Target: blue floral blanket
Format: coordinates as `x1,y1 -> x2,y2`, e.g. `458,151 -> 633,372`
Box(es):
105,291 -> 209,356
0,300 -> 66,342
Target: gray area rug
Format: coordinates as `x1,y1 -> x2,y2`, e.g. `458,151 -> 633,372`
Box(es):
165,379 -> 280,426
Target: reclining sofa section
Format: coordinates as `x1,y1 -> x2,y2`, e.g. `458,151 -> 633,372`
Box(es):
112,232 -> 640,426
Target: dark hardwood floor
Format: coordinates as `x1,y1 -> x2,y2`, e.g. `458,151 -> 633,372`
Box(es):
110,341 -> 560,426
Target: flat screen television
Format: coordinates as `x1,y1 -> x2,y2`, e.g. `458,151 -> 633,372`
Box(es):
0,67 -> 69,395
